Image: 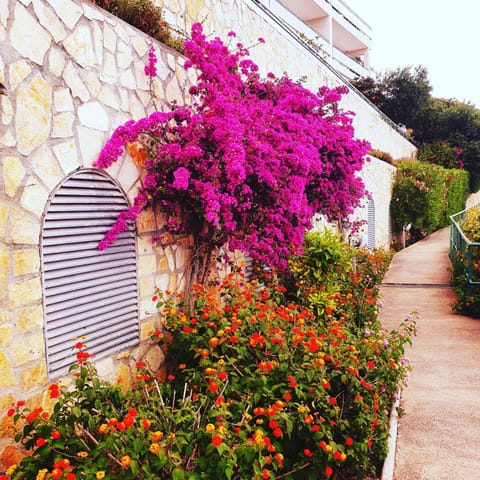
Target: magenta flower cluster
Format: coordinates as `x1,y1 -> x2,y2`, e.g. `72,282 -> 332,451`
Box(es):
94,23 -> 369,270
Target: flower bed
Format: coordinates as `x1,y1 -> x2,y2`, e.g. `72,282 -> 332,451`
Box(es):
5,234 -> 416,480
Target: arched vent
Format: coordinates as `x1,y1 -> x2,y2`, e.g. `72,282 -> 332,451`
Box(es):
367,198 -> 376,249
41,169 -> 139,377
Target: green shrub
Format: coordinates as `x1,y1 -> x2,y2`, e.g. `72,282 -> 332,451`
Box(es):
460,206 -> 480,242
391,160 -> 469,237
451,207 -> 480,316
90,0 -> 186,54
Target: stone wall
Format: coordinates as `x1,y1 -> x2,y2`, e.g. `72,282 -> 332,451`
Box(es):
0,0 -> 193,463
0,0 -> 415,465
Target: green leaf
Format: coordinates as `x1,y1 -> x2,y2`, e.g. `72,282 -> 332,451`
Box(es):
172,467 -> 186,480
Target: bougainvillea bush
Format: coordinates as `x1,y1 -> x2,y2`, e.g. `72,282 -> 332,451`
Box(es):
95,23 -> 369,282
7,272 -> 415,480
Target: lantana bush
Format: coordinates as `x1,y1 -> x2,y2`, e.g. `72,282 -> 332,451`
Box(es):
7,234 -> 416,480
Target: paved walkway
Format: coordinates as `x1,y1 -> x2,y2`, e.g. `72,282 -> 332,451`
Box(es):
379,228 -> 480,479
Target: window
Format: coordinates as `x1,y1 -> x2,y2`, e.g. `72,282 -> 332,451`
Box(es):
41,169 -> 139,376
367,197 -> 375,249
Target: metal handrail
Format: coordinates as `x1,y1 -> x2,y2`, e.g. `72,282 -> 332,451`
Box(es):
450,206 -> 480,294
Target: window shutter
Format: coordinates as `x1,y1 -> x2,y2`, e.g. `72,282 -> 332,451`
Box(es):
41,169 -> 139,377
367,198 -> 376,249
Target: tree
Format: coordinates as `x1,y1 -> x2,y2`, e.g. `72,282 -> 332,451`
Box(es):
351,66 -> 432,135
95,24 -> 369,285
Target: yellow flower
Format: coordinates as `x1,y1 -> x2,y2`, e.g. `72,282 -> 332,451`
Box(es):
150,431 -> 164,441
98,423 -> 109,434
77,451 -> 88,458
120,455 -> 131,468
217,425 -> 227,436
6,465 -> 18,475
96,471 -> 106,480
36,469 -> 48,480
205,423 -> 216,433
149,442 -> 161,454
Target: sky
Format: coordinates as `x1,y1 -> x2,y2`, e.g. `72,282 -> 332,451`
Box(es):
345,0 -> 480,108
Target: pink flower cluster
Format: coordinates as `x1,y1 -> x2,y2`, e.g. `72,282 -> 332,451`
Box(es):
94,23 -> 369,269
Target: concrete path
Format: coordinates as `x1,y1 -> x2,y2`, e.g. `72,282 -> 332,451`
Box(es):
379,228 -> 480,480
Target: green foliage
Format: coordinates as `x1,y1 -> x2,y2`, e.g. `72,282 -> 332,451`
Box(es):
461,206 -> 480,242
352,66 -> 432,134
286,230 -> 393,329
89,0 -> 186,53
8,256 -> 415,480
417,140 -> 463,170
391,160 -> 469,236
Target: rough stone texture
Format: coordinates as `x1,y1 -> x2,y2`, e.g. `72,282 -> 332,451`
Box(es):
15,75 -> 52,154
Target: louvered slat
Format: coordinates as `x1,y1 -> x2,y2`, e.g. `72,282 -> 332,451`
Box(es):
42,170 -> 139,377
367,198 -> 376,249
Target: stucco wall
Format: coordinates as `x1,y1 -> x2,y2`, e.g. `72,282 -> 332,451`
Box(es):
0,0 -> 414,463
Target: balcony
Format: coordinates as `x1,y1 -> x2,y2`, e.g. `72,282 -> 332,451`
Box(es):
257,0 -> 372,79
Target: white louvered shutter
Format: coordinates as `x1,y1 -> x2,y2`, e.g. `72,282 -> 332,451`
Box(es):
41,169 -> 139,377
367,198 -> 376,249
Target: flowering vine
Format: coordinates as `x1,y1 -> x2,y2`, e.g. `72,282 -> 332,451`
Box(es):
94,23 -> 369,282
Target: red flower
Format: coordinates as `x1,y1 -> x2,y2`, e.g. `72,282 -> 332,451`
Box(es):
208,382 -> 219,393
76,351 -> 90,364
66,474 -> 76,480
345,437 -> 354,446
7,408 -> 15,417
329,397 -> 337,406
74,342 -> 84,349
51,469 -> 63,479
35,437 -> 46,447
283,391 -> 292,402
325,466 -> 333,477
261,469 -> 270,479
142,419 -> 152,429
272,427 -> 283,438
288,376 -> 298,388
26,407 -> 42,423
218,371 -> 227,381
49,384 -> 60,398
212,435 -> 223,447
136,361 -> 147,368
16,400 -> 25,407
51,430 -> 61,440
303,448 -> 313,458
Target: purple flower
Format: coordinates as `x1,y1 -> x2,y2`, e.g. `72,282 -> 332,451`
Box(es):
172,167 -> 191,190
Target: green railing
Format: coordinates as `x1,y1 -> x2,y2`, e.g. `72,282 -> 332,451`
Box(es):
450,207 -> 480,294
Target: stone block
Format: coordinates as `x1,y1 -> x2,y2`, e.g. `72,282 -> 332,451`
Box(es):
145,345 -> 165,372
140,319 -> 155,341
9,208 -> 40,245
17,304 -> 43,332
8,277 -> 42,309
0,203 -> 8,238
0,394 -> 14,414
115,363 -> 132,392
10,331 -> 44,366
32,0 -> 67,42
30,144 -> 64,190
15,75 -> 52,155
20,176 -> 49,218
0,445 -> 23,468
46,0 -> 82,30
53,140 -> 80,174
0,243 -> 8,283
0,325 -> 13,347
0,350 -> 17,387
64,23 -> 97,69
12,249 -> 40,276
11,3 -> 51,65
52,112 -> 74,137
137,210 -> 155,233
54,87 -> 74,112
2,156 -> 25,197
20,361 -> 47,391
138,255 -> 156,276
